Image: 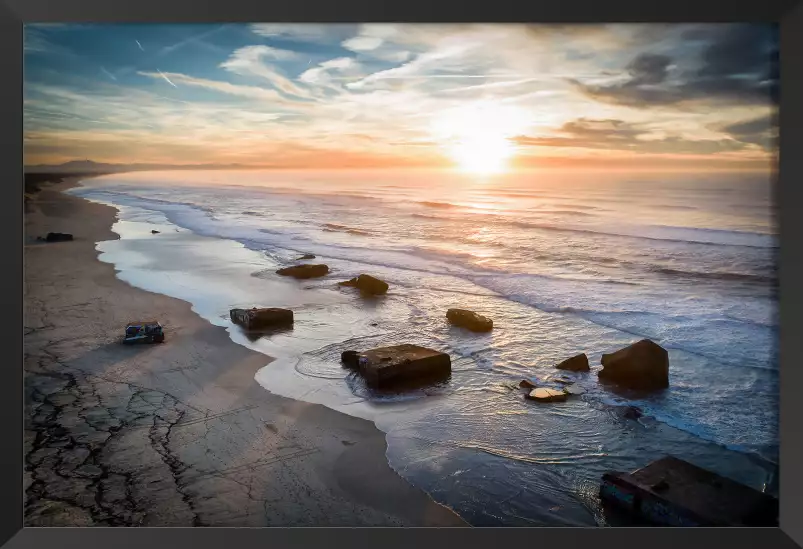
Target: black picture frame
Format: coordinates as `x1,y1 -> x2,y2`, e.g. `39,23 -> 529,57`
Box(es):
3,1 -> 801,548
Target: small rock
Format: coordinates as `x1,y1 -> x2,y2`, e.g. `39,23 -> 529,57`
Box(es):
44,232 -> 73,242
151,230 -> 160,234
446,308 -> 493,333
297,253 -> 316,260
338,274 -> 389,296
276,264 -> 330,279
519,379 -> 537,389
341,350 -> 361,369
563,385 -> 586,396
623,406 -> 643,420
526,388 -> 568,403
555,353 -> 590,372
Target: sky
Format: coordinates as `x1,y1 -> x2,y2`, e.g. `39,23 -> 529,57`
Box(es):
23,23 -> 778,172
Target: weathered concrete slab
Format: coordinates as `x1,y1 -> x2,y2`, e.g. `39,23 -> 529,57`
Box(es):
600,456 -> 778,526
276,264 -> 329,279
446,309 -> 493,332
342,344 -> 451,388
230,308 -> 293,330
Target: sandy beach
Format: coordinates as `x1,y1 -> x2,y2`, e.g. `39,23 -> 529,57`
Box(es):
23,179 -> 467,527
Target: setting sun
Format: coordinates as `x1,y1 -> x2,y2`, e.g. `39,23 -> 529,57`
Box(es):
430,101 -> 531,175
447,135 -> 515,175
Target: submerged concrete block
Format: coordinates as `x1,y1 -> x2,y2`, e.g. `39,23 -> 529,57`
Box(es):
343,344 -> 451,388
230,308 -> 294,330
600,456 -> 778,526
276,264 -> 330,279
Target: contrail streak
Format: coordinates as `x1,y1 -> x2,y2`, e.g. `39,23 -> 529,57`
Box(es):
156,69 -> 177,87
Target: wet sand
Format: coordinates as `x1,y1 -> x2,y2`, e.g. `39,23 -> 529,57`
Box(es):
23,179 -> 467,527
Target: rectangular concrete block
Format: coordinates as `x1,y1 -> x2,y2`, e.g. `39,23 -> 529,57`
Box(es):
600,456 -> 778,526
351,344 -> 451,388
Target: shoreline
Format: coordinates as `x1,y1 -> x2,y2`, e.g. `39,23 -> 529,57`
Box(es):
23,179 -> 468,527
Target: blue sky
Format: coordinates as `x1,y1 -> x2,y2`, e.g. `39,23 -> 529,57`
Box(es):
24,23 -> 778,171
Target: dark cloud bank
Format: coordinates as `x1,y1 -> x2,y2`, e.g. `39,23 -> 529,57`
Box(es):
512,118 -> 756,155
571,24 -> 778,109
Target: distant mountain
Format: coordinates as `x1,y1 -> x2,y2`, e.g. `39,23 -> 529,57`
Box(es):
24,160 -> 256,174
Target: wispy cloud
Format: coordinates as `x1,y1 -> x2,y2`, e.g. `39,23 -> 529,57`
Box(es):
157,25 -> 228,57
342,35 -> 384,52
139,71 -> 311,106
345,42 -> 482,90
220,45 -> 311,98
299,57 -> 360,85
135,40 -> 145,52
340,24 -> 414,62
250,23 -> 352,43
437,78 -> 545,94
513,119 -> 748,156
24,28 -> 75,57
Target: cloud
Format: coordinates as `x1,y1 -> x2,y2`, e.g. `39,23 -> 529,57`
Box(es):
24,82 -> 309,165
135,40 -> 145,52
299,57 -> 360,85
437,77 -> 549,94
157,25 -> 229,57
342,35 -> 384,52
23,28 -> 76,57
346,42 -> 481,90
718,115 -> 776,150
224,44 -> 297,62
138,71 -> 308,105
513,118 -> 748,155
220,45 -> 310,98
626,53 -> 673,85
571,24 -> 778,108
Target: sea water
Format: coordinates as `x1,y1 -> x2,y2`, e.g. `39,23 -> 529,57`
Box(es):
67,169 -> 778,526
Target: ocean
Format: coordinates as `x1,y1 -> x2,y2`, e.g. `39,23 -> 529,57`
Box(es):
67,168 -> 779,526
